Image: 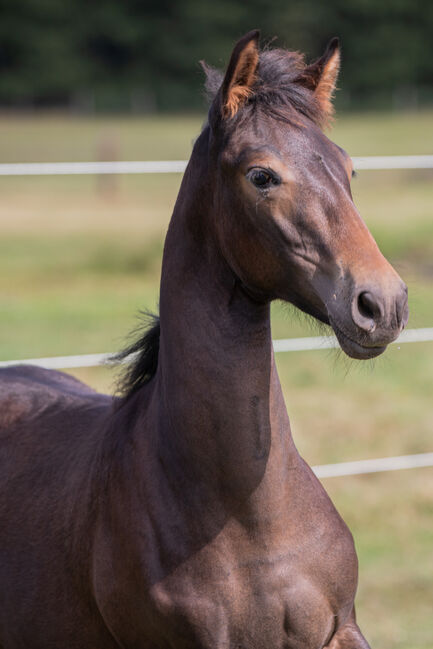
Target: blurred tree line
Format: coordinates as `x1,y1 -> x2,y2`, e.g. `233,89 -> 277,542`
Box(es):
0,0 -> 431,112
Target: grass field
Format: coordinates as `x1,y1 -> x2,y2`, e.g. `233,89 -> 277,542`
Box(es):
1,110 -> 432,648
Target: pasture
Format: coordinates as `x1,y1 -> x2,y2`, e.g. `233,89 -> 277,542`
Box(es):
0,110 -> 432,648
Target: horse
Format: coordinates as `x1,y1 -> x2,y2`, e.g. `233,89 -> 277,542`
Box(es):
0,31 -> 408,649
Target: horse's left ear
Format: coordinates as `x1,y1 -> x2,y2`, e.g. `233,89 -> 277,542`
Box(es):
220,30 -> 260,119
297,38 -> 340,122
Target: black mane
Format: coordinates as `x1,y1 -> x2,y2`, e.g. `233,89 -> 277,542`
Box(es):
204,47 -> 327,127
114,312 -> 160,399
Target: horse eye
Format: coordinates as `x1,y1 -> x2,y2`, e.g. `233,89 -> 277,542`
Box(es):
248,168 -> 279,189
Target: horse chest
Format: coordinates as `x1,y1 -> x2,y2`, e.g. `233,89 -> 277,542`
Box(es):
96,469 -> 358,649
147,560 -> 334,649
143,527 -> 356,649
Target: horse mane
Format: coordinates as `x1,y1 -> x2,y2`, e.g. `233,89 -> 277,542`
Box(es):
203,47 -> 328,127
114,312 -> 160,400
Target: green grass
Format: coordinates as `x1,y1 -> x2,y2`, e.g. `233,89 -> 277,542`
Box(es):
0,114 -> 202,163
328,470 -> 433,649
0,109 -> 432,162
1,110 -> 432,648
332,110 -> 433,156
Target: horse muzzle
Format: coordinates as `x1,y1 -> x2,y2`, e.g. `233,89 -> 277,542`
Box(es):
327,278 -> 409,360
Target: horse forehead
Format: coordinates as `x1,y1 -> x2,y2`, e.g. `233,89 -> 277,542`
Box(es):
222,121 -> 343,170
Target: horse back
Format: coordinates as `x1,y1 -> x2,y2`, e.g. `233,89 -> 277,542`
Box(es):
0,363 -> 107,420
0,364 -> 111,487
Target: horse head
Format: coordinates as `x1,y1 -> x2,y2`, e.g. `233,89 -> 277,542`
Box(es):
202,30 -> 408,359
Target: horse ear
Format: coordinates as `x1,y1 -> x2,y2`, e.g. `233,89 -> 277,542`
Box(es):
298,38 -> 340,122
220,30 -> 260,119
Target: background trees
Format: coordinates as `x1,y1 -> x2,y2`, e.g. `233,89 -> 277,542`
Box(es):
0,0 -> 432,112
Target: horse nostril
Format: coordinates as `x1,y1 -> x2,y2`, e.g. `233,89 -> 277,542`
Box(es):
352,290 -> 383,333
358,292 -> 377,321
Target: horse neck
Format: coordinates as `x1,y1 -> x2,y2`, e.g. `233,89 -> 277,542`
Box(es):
154,129 -> 297,514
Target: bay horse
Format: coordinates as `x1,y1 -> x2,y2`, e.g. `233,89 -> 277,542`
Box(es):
0,31 -> 408,649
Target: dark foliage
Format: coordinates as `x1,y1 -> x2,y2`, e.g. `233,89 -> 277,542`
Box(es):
0,0 -> 432,111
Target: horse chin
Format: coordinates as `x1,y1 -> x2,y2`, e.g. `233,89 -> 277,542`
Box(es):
331,322 -> 387,360
286,295 -> 331,326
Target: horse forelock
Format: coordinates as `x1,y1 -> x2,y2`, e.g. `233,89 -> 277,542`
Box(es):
203,47 -> 327,129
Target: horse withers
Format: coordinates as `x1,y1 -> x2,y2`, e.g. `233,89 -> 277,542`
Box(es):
0,31 -> 407,649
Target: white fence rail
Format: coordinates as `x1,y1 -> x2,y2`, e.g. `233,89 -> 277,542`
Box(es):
0,155 -> 432,176
312,452 -> 433,478
0,327 -> 432,371
0,160 -> 188,176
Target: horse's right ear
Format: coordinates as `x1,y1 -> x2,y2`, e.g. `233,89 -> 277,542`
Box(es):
219,30 -> 260,119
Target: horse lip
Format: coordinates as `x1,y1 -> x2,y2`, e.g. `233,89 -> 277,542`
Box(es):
330,319 -> 387,360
